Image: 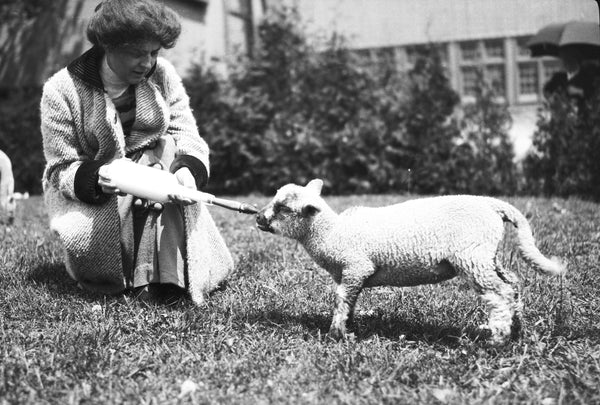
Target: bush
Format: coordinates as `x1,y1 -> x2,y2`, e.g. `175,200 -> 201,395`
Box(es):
187,8 -> 518,196
523,84 -> 600,200
393,46 -> 461,194
2,6 -> 520,198
0,87 -> 44,194
449,72 -> 517,195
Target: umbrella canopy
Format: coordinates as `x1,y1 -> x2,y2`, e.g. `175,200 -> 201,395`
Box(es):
527,20 -> 600,58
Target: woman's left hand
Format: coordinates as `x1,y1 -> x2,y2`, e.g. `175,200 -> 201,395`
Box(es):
168,167 -> 196,205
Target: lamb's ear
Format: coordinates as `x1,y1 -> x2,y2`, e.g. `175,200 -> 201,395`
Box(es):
305,179 -> 323,195
302,203 -> 320,217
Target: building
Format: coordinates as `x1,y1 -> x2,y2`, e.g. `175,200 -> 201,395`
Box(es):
286,0 -> 595,102
270,0 -> 599,158
3,0 -> 596,158
76,0 -> 265,78
8,0 -> 592,104
0,0 -> 262,86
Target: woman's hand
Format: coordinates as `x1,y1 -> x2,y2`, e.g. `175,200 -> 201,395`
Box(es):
168,167 -> 196,205
98,163 -> 123,195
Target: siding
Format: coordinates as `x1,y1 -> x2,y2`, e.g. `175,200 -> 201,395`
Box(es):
291,0 -> 598,49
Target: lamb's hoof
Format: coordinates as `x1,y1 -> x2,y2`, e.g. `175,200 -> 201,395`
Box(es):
212,280 -> 229,293
326,328 -> 346,342
476,325 -> 509,346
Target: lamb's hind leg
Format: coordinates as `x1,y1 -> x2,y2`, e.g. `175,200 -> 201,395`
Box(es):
475,263 -> 520,345
494,264 -> 523,340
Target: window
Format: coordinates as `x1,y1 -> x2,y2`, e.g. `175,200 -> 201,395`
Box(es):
354,49 -> 372,60
516,37 -> 532,58
461,66 -> 479,96
484,39 -> 504,59
460,41 -> 480,62
515,36 -> 564,103
458,39 -> 506,100
518,62 -> 538,96
486,64 -> 505,95
225,0 -> 254,58
401,44 -> 449,72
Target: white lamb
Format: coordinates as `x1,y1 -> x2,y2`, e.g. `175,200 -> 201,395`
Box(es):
0,149 -> 15,224
256,179 -> 566,345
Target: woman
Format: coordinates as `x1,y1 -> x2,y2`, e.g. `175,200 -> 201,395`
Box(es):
40,0 -> 233,302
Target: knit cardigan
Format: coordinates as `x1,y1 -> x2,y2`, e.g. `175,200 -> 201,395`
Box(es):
40,47 -> 233,302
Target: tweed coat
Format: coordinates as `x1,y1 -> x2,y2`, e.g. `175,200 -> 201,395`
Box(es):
40,47 -> 233,302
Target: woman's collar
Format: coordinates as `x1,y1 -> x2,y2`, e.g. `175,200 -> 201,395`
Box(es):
67,46 -> 157,91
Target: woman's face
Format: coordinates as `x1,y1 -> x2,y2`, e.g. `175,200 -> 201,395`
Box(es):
105,40 -> 161,84
558,47 -> 581,74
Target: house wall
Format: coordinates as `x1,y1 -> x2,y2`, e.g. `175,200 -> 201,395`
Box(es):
284,0 -> 599,159
73,0 -> 209,78
280,0 -> 597,107
290,0 -> 597,48
160,0 -> 208,77
0,0 -> 254,86
75,0 -> 262,77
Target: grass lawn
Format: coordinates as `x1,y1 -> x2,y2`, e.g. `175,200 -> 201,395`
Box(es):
1,193 -> 599,404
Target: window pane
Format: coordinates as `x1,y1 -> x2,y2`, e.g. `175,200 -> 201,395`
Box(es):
354,49 -> 371,59
516,37 -> 532,57
486,64 -> 505,96
406,45 -> 428,65
518,62 -> 538,95
460,41 -> 480,61
461,66 -> 478,96
484,39 -> 504,58
435,45 -> 448,65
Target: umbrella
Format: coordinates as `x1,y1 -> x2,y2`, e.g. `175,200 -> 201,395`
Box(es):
527,20 -> 600,58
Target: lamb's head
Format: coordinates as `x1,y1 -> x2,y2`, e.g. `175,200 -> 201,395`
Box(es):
256,179 -> 326,240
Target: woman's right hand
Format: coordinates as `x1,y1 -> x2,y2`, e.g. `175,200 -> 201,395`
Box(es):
98,163 -> 122,195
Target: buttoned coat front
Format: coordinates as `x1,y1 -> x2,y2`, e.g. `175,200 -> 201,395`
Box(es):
40,49 -> 233,302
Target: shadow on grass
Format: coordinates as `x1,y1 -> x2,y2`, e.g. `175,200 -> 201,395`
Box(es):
26,261 -> 105,300
245,308 -> 492,346
26,261 -> 228,310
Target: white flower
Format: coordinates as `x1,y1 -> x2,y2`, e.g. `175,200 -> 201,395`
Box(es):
178,379 -> 199,399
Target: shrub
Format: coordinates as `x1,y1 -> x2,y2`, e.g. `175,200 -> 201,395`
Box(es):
523,83 -> 600,200
393,46 -> 461,194
189,10 -> 449,195
1,0 -> 85,195
186,7 -> 520,196
449,72 -> 517,195
0,87 -> 44,194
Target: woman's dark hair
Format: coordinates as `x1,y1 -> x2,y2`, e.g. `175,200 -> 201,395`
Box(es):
87,0 -> 181,49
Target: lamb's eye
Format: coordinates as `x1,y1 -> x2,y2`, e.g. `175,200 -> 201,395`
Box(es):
274,203 -> 292,214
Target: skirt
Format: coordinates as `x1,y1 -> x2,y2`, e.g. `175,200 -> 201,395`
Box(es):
117,136 -> 186,289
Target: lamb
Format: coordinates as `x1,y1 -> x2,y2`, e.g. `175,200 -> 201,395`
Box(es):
0,149 -> 15,224
256,179 -> 566,345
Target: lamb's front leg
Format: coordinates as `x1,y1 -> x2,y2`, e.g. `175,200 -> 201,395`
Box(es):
328,267 -> 372,341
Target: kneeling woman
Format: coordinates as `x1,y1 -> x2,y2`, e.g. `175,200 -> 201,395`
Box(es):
40,0 -> 232,302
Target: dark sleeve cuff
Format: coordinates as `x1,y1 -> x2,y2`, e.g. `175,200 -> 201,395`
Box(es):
170,155 -> 209,190
74,160 -> 111,204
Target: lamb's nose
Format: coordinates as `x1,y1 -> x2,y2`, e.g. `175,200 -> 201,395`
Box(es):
256,213 -> 266,225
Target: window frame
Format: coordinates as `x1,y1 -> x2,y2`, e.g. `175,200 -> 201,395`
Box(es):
458,39 -> 507,103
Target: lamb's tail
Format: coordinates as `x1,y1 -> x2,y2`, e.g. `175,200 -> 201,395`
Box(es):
489,198 -> 566,276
